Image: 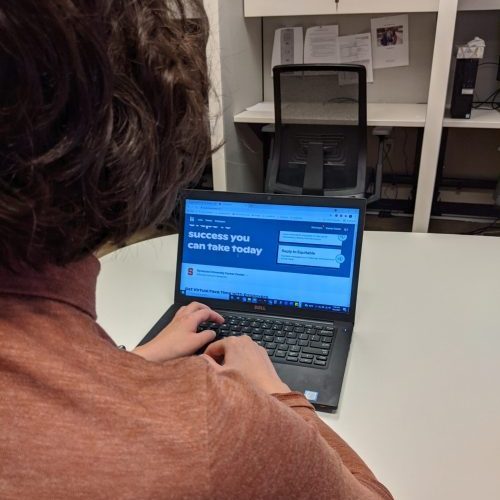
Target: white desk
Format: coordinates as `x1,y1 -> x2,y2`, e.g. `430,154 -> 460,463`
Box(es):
235,102 -> 428,128
443,109 -> 500,129
235,102 -> 500,130
97,232 -> 500,500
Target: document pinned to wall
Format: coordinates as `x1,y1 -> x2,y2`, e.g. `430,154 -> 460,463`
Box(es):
271,27 -> 304,76
371,14 -> 409,69
339,33 -> 374,85
304,25 -> 340,64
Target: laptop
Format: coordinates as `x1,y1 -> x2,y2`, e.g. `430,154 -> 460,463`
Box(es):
139,190 -> 366,412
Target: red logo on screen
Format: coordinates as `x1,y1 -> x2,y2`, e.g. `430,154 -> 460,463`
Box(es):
187,268 -> 194,276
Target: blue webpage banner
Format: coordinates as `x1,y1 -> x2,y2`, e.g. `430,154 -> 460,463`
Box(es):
183,217 -> 355,278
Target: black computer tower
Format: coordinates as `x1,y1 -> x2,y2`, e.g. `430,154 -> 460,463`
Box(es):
450,59 -> 479,119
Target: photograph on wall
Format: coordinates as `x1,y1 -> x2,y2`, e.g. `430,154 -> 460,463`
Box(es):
376,25 -> 404,47
371,14 -> 409,69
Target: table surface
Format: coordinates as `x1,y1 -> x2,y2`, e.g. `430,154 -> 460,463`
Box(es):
97,232 -> 500,500
234,101 -> 500,129
235,102 -> 428,128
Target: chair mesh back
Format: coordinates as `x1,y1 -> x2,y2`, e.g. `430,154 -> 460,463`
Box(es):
278,70 -> 360,127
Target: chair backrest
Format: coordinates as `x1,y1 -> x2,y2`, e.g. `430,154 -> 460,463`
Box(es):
265,64 -> 367,197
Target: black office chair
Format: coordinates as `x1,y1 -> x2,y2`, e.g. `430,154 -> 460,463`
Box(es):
265,64 -> 378,199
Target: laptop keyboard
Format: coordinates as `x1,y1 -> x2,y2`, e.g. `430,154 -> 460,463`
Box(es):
197,313 -> 336,369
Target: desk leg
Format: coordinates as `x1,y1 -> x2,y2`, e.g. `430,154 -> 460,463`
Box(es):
431,127 -> 449,217
410,128 -> 424,214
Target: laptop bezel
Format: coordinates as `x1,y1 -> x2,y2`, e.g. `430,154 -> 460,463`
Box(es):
174,190 -> 366,324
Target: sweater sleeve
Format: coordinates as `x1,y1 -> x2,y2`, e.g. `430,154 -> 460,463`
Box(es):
206,366 -> 393,500
273,392 -> 393,499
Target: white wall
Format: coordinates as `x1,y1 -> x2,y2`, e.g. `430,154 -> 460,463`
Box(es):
216,0 -> 263,192
262,13 -> 438,104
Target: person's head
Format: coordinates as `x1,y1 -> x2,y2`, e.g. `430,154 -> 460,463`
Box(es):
0,0 -> 210,270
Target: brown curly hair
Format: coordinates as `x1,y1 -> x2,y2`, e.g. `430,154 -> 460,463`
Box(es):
0,0 -> 210,269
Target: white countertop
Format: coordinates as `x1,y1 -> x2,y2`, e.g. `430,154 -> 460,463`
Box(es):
235,102 -> 429,128
97,232 -> 500,500
235,101 -> 500,129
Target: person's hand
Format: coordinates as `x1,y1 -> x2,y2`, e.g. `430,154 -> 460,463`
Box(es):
132,302 -> 223,363
203,336 -> 291,395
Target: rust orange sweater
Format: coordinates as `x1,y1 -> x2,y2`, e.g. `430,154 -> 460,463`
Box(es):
0,256 -> 392,499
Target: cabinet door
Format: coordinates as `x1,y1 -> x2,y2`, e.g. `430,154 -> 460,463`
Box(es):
244,0 -> 439,17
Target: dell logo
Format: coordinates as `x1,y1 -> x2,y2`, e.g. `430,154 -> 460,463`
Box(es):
254,305 -> 266,311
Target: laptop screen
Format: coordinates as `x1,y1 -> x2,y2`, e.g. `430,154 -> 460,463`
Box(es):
179,198 -> 361,314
